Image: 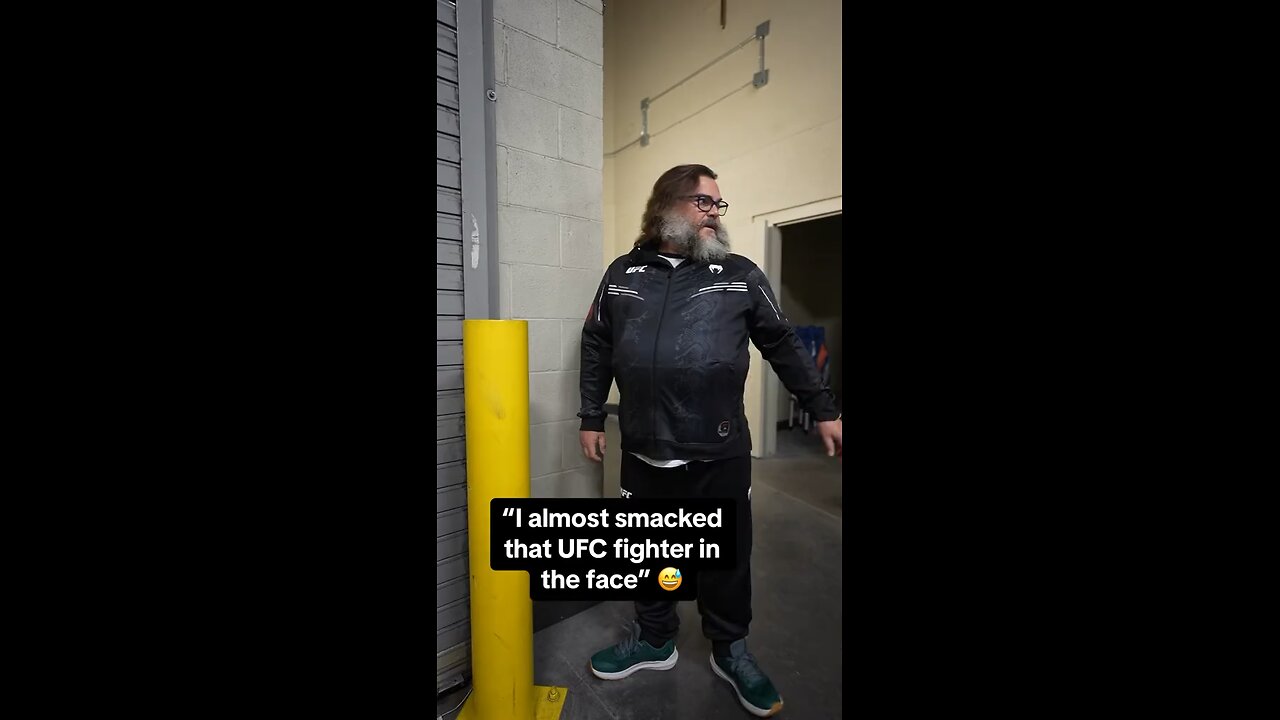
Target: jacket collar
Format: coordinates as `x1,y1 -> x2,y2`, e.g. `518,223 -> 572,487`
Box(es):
629,244 -> 692,268
627,243 -> 670,266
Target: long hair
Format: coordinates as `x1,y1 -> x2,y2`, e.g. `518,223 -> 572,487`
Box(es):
634,164 -> 717,248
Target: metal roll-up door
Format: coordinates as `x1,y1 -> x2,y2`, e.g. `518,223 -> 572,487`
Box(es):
436,0 -> 469,696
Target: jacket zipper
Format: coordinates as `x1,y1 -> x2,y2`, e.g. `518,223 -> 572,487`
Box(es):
651,261 -> 674,443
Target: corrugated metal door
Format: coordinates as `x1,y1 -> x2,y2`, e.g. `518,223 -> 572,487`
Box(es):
436,0 -> 470,696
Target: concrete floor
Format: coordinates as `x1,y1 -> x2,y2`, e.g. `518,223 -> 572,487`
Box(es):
438,427 -> 843,719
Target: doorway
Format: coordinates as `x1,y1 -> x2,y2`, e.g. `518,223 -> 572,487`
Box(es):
757,199 -> 842,458
774,215 -> 842,455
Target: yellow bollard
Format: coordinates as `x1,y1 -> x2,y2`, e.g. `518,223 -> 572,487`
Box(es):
458,320 -> 566,720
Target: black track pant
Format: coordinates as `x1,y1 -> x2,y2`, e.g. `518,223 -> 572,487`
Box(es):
620,452 -> 753,645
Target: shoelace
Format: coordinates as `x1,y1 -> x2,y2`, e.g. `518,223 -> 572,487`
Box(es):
727,651 -> 766,687
613,623 -> 642,656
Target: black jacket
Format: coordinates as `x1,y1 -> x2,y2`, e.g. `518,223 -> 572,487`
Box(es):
578,246 -> 838,461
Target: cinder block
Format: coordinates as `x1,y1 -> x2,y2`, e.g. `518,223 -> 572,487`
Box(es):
531,466 -> 603,499
559,371 -> 581,424
557,268 -> 602,319
530,370 -> 576,424
574,0 -> 603,13
496,86 -> 559,158
550,49 -> 603,118
507,32 -> 602,118
499,205 -> 560,266
510,263 -> 560,318
561,216 -> 603,269
560,108 -> 603,170
505,31 -> 558,103
508,150 -> 602,221
530,422 -> 563,478
558,0 -> 602,64
526,319 -> 561,372
561,318 -> 583,371
495,0 -> 556,44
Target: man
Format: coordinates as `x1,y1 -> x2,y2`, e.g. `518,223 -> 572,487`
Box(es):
577,164 -> 841,717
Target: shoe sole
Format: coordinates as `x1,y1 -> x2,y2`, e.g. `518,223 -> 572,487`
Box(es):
709,654 -> 783,717
590,647 -> 679,680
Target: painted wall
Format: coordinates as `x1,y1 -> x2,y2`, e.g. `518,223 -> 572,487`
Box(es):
493,0 -> 605,497
603,0 -> 842,454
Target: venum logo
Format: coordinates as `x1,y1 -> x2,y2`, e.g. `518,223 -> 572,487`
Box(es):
625,266 -> 647,274
717,420 -> 730,437
709,264 -> 723,275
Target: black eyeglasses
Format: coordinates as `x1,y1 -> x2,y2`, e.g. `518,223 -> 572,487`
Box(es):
681,194 -> 729,216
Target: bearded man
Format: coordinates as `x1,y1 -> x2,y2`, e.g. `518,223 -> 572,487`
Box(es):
576,164 -> 841,717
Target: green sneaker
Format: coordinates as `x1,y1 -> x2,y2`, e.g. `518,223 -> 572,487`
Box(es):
710,640 -> 783,717
589,621 -> 678,680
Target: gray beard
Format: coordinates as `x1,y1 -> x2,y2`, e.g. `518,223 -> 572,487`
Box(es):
658,213 -> 731,263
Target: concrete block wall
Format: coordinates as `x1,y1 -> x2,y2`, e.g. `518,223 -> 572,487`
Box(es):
493,0 -> 604,499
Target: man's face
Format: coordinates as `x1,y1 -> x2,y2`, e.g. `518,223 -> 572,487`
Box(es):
678,176 -> 724,243
659,176 -> 730,263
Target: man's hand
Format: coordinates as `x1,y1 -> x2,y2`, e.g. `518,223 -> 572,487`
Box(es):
580,430 -> 607,462
816,419 -> 842,458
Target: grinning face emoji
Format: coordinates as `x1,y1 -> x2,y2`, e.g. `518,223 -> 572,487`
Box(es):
658,567 -> 682,591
